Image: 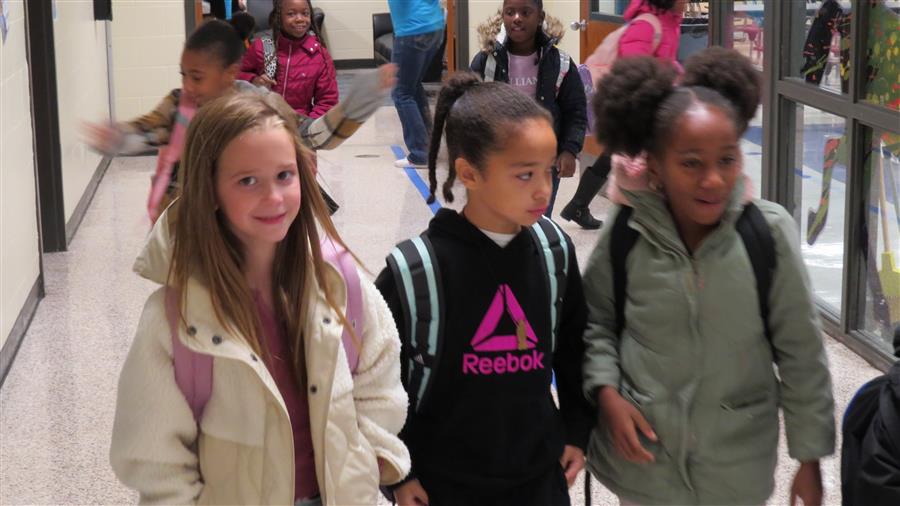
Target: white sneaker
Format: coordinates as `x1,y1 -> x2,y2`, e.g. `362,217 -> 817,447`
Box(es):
394,157 -> 427,169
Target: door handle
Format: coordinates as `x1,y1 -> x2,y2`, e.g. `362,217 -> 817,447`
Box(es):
570,19 -> 587,31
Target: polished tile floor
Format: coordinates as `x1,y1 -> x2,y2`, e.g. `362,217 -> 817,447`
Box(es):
0,102 -> 883,505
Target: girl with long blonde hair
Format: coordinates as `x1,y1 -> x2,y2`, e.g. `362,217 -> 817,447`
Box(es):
110,92 -> 410,506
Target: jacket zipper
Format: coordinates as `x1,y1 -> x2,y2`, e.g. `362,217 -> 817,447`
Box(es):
282,43 -> 293,96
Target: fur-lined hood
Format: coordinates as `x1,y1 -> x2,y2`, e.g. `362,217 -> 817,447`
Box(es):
477,9 -> 566,52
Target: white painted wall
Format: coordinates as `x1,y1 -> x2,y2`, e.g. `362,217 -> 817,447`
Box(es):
0,0 -> 41,347
111,0 -> 185,121
316,0 -> 390,61
53,0 -> 112,221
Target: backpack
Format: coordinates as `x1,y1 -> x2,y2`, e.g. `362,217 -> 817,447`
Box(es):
610,203 -> 776,344
385,217 -> 569,413
841,360 -> 900,505
260,33 -> 278,81
167,237 -> 365,423
583,13 -> 663,86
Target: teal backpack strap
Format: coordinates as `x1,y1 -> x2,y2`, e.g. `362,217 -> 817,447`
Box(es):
529,217 -> 569,351
386,235 -> 444,412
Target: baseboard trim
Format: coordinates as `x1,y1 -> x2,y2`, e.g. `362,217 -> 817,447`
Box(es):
0,276 -> 44,389
334,58 -> 377,70
65,155 -> 112,245
820,313 -> 894,372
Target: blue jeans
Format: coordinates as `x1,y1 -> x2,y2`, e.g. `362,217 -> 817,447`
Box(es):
391,29 -> 444,164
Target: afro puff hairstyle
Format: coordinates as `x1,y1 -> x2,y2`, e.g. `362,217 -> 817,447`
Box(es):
591,47 -> 761,158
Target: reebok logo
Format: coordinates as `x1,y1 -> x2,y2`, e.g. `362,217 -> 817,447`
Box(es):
462,284 -> 545,376
463,350 -> 545,375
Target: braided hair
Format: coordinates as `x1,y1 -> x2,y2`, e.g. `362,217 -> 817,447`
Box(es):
426,72 -> 552,203
270,0 -> 326,48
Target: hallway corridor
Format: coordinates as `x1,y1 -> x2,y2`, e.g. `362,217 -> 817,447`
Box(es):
0,105 -> 885,505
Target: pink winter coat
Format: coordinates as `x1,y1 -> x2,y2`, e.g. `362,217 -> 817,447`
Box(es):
239,33 -> 339,118
619,0 -> 683,71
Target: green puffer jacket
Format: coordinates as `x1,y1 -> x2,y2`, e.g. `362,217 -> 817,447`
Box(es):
581,184 -> 835,505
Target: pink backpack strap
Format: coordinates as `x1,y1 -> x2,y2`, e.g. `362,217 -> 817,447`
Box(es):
147,94 -> 197,221
632,13 -> 663,54
165,287 -> 213,424
320,237 -> 364,373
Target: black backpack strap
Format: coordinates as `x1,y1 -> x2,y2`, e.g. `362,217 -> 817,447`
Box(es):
529,217 -> 569,352
735,202 -> 777,350
610,207 -> 640,336
386,234 -> 444,412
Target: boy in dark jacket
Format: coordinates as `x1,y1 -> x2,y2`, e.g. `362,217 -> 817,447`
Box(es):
470,0 -> 587,217
841,327 -> 900,505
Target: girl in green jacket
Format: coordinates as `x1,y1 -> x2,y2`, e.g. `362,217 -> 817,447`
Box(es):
581,47 -> 835,505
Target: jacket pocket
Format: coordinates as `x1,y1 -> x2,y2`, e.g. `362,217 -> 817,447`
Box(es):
619,382 -> 673,462
708,391 -> 779,463
325,423 -> 379,505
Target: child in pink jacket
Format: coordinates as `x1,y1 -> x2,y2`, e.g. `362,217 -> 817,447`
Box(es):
560,0 -> 685,229
618,0 -> 685,71
239,0 -> 339,118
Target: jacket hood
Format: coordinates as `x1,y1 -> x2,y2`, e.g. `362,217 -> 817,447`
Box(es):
609,152 -> 756,251
133,205 -> 176,285
477,9 -> 565,52
608,153 -> 755,208
624,0 -> 684,23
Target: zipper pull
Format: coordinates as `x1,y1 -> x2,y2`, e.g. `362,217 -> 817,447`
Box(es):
516,320 -> 528,350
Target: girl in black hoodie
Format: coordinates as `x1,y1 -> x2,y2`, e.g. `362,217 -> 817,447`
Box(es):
375,73 -> 593,506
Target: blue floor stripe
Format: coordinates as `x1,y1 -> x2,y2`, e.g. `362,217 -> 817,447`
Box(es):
392,145 -> 442,215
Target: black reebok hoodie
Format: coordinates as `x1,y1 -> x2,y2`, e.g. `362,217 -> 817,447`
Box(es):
375,209 -> 594,491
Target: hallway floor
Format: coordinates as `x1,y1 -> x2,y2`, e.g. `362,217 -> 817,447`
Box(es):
0,104 -> 883,505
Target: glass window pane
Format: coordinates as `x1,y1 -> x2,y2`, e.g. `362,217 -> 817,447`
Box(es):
732,1 -> 765,72
743,104 -> 764,199
678,2 -> 710,64
796,106 -> 848,313
862,128 -> 900,352
863,0 -> 900,111
788,1 -> 853,94
592,0 -> 631,16
729,2 -> 765,198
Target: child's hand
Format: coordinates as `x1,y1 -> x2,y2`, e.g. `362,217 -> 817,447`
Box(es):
790,461 -> 823,506
82,121 -> 123,154
253,74 -> 276,89
376,63 -> 398,93
597,386 -> 657,464
559,445 -> 585,487
395,479 -> 429,506
557,151 -> 577,177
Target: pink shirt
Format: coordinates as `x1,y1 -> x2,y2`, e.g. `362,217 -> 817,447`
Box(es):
256,296 -> 319,500
508,52 -> 539,98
